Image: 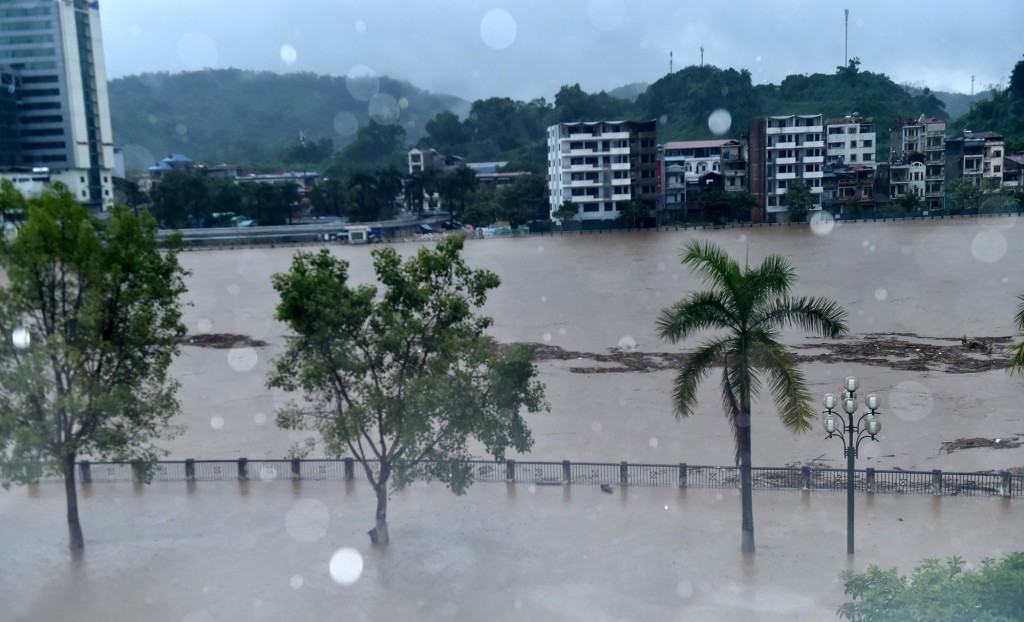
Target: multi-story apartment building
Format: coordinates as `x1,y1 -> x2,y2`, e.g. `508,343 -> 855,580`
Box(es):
945,131 -> 1004,191
547,120 -> 658,222
889,117 -> 945,209
719,139 -> 747,193
0,0 -> 114,209
407,148 -> 466,175
825,114 -> 876,169
821,164 -> 876,215
747,114 -> 825,221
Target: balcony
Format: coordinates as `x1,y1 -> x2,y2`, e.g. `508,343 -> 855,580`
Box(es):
802,140 -> 825,148
610,162 -> 630,171
802,155 -> 824,164
803,171 -> 824,179
612,191 -> 632,200
773,140 -> 797,149
776,157 -> 797,165
775,172 -> 797,180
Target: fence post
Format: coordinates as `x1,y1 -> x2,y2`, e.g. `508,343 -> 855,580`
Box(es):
506,459 -> 515,482
185,459 -> 195,482
79,460 -> 92,484
801,465 -> 811,491
865,468 -> 876,493
932,469 -> 943,496
237,458 -> 248,481
344,457 -> 355,480
291,458 -> 301,480
562,460 -> 571,485
131,460 -> 144,482
678,463 -> 688,488
620,461 -> 629,486
1000,471 -> 1012,498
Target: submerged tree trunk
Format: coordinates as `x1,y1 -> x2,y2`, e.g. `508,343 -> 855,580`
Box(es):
738,413 -> 755,553
368,461 -> 391,545
63,453 -> 84,549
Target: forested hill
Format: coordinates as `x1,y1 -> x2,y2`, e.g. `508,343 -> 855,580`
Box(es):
108,68 -> 469,170
108,61 -> 1018,175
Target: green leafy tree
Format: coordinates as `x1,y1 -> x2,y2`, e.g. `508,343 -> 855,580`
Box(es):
784,180 -> 815,223
896,191 -> 923,213
497,173 -> 545,227
267,236 -> 548,545
698,189 -> 731,224
0,189 -> 188,549
949,177 -> 983,213
655,240 -> 847,552
838,553 -> 1024,621
437,166 -> 478,221
460,187 -> 499,228
617,200 -> 651,228
553,200 -> 579,231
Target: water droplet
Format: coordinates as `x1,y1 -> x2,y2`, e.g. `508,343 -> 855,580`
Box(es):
197,318 -> 212,332
659,114 -> 668,125
971,229 -> 1007,263
333,111 -> 358,138
874,288 -> 888,301
542,333 -> 552,342
707,108 -> 732,135
809,211 -> 836,236
398,97 -> 409,109
527,484 -> 536,494
676,580 -> 694,598
755,55 -> 762,63
540,296 -> 547,303
890,381 -> 934,422
480,9 -> 517,50
557,327 -> 566,335
618,335 -> 636,351
11,327 -> 30,350
345,65 -> 379,102
254,412 -> 267,426
279,44 -> 297,65
368,93 -> 400,125
354,19 -> 366,33
228,347 -> 258,372
329,548 -> 363,586
862,239 -> 870,247
901,245 -> 912,255
587,0 -> 626,31
258,466 -> 277,481
591,421 -> 603,433
739,234 -> 747,242
210,416 -> 224,430
286,499 -> 329,542
649,437 -> 658,448
177,31 -> 218,71
175,123 -> 188,137
227,284 -> 240,296
289,574 -> 304,589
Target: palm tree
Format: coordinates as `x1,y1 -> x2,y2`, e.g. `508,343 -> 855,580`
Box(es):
656,239 -> 848,553
1010,294 -> 1024,375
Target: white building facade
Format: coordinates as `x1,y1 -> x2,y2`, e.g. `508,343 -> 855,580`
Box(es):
761,114 -> 825,215
0,0 -> 115,209
825,115 -> 876,169
547,120 -> 658,221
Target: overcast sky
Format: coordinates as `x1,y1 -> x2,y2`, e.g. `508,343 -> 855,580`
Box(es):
99,0 -> 1023,103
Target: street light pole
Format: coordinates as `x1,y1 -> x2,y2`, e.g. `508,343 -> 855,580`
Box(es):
822,375 -> 882,555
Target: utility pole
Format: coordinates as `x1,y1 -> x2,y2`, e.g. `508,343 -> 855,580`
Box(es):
844,9 -> 849,66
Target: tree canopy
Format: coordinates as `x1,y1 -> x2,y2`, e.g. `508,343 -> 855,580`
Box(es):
0,187 -> 189,549
267,236 -> 547,544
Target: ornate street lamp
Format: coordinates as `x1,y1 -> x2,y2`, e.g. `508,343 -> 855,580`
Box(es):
822,375 -> 881,555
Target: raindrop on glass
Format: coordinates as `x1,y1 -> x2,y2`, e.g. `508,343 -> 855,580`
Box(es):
11,327 -> 30,350
542,332 -> 551,342
210,416 -> 225,430
480,9 -> 517,50
649,437 -> 658,448
809,210 -> 836,236
970,229 -> 1007,263
228,347 -> 258,372
333,111 -> 358,137
327,549 -> 364,590
279,44 -> 297,65
369,93 -> 400,125
707,108 -> 732,135
289,574 -> 304,589
874,288 -> 888,301
345,65 -> 379,102
254,412 -> 267,426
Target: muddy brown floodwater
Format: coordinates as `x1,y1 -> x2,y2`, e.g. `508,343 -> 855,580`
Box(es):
3,217 -> 1024,620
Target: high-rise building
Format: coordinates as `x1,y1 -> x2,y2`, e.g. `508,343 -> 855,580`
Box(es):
825,114 -> 876,169
0,0 -> 114,209
888,117 -> 945,209
748,114 -> 825,221
546,120 -> 658,222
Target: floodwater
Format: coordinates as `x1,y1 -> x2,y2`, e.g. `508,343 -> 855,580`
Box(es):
3,216 -> 1024,620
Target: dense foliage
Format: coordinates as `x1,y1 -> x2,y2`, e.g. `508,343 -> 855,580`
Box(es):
267,237 -> 547,544
952,60 -> 1024,152
0,185 -> 188,549
838,553 -> 1024,621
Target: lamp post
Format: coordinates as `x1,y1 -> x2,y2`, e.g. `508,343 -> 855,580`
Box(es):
822,375 -> 881,555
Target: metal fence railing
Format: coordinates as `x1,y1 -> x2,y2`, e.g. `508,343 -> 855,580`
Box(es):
8,458 -> 1022,500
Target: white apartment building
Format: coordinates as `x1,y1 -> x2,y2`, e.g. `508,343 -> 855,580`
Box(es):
547,120 -> 658,221
889,116 -> 945,209
825,115 -> 876,168
662,139 -> 731,184
749,114 -> 825,217
0,0 -> 115,210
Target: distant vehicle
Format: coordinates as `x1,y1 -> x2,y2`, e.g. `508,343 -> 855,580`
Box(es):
368,228 -> 387,243
441,220 -> 464,230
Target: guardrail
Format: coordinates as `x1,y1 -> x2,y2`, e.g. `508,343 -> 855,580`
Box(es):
17,459 -> 1018,498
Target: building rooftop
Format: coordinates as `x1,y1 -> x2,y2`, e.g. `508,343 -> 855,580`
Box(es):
662,139 -> 732,150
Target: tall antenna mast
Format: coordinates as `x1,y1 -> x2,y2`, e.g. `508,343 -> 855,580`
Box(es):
844,9 -> 849,66
700,46 -> 704,67
670,51 -> 673,74
971,75 -> 975,96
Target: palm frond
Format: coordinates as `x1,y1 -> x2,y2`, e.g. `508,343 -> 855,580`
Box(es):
656,291 -> 738,343
1015,294 -> 1024,332
671,338 -> 730,419
755,295 -> 848,339
754,337 -> 815,432
719,361 -> 743,465
746,253 -> 796,299
681,239 -> 742,294
1010,332 -> 1024,377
